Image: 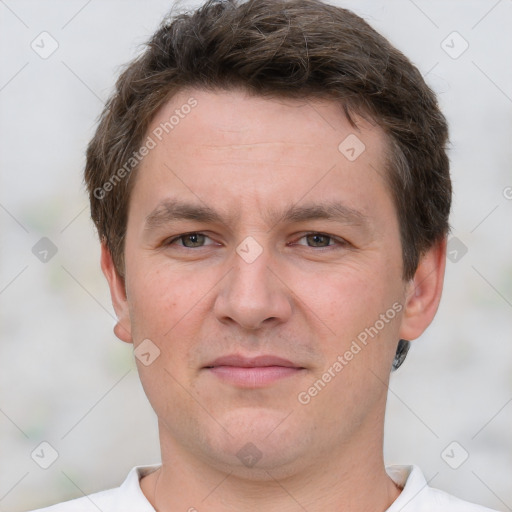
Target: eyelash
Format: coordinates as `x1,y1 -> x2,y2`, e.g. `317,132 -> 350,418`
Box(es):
164,232 -> 349,250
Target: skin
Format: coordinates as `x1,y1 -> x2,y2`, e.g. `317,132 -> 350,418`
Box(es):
101,87 -> 447,512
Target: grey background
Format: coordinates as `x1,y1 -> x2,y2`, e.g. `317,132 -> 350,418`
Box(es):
0,0 -> 511,510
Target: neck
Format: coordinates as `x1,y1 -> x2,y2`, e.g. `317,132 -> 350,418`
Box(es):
141,414 -> 401,512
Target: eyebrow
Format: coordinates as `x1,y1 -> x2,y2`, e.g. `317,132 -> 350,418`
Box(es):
144,198 -> 371,232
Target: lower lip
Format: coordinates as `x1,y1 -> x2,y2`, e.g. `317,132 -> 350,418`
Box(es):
205,366 -> 304,387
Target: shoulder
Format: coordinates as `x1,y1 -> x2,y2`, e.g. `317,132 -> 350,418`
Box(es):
25,488 -> 118,512
386,465 -> 499,512
25,464 -> 160,512
426,486 -> 498,512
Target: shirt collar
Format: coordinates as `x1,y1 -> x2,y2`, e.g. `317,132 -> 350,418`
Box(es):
115,464 -> 161,510
117,463 -> 425,511
385,465 -> 430,511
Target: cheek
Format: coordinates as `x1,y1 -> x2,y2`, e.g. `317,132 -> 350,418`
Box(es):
126,266 -> 199,411
296,264 -> 386,334
294,260 -> 403,373
126,264 -> 187,341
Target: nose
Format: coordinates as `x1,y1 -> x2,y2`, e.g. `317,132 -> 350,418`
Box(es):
213,239 -> 293,331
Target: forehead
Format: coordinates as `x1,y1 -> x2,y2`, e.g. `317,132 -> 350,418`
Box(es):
129,87 -> 394,230
148,87 -> 385,152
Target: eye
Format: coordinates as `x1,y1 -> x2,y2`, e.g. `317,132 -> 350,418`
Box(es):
165,232 -> 214,248
163,231 -> 348,250
293,232 -> 348,249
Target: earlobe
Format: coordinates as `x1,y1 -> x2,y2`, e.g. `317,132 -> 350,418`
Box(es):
100,241 -> 133,344
398,236 -> 447,342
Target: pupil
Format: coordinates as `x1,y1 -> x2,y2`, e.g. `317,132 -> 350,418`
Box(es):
185,233 -> 203,247
310,234 -> 328,247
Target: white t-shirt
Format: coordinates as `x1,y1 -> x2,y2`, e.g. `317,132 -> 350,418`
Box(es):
28,464 -> 498,512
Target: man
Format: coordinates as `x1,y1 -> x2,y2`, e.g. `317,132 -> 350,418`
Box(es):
29,0 -> 498,510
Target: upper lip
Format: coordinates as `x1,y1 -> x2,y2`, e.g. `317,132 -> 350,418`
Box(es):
204,354 -> 303,369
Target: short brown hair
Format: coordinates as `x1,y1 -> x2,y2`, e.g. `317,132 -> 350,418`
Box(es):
84,0 -> 451,281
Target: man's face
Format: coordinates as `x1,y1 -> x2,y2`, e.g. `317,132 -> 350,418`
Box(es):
116,88 -> 412,475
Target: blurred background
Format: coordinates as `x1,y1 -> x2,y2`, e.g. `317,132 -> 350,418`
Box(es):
1,1 -> 511,510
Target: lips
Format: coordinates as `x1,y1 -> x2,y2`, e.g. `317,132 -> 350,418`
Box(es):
203,354 -> 305,388
204,354 -> 302,369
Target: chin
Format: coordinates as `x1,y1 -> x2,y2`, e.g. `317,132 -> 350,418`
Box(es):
195,407 -> 314,475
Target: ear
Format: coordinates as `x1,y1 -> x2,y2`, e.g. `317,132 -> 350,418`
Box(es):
399,236 -> 447,341
100,241 -> 133,344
